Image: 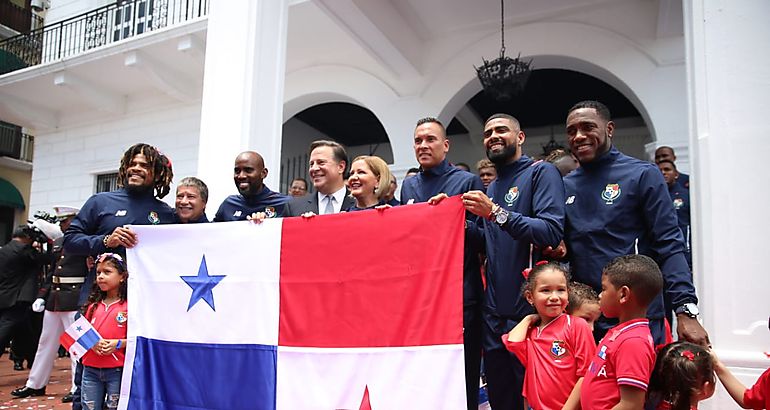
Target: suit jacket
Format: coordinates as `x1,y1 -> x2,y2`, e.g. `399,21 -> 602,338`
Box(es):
0,240 -> 46,309
283,189 -> 355,217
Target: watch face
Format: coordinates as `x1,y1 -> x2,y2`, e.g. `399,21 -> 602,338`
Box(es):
686,303 -> 699,315
496,210 -> 508,224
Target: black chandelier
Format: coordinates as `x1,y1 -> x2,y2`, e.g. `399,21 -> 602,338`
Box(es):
475,0 -> 532,101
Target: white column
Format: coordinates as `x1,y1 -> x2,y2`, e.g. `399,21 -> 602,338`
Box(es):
197,0 -> 289,212
684,1 -> 770,408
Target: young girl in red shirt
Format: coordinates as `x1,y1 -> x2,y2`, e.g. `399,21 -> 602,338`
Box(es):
648,341 -> 715,410
502,261 -> 596,410
80,253 -> 128,410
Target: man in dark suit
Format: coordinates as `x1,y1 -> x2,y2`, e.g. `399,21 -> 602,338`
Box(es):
0,226 -> 47,356
283,140 -> 354,216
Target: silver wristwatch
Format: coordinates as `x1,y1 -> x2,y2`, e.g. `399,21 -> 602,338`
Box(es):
490,204 -> 509,226
674,303 -> 699,318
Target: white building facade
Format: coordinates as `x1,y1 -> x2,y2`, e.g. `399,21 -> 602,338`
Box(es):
0,1 -> 767,408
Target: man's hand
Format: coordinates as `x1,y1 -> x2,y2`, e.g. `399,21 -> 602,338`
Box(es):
247,212 -> 267,224
428,193 -> 449,205
460,191 -> 494,218
541,240 -> 567,259
676,315 -> 710,347
105,226 -> 137,248
32,298 -> 45,313
300,211 -> 317,219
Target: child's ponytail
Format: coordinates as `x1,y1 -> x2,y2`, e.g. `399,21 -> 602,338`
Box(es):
649,341 -> 714,410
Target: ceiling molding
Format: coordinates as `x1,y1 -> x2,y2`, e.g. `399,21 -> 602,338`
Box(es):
314,0 -> 421,78
53,71 -> 124,114
124,50 -> 198,102
0,92 -> 58,129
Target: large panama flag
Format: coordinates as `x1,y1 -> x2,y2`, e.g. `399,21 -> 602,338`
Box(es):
118,197 -> 466,409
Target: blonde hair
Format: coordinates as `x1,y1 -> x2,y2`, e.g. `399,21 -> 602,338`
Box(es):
351,155 -> 393,201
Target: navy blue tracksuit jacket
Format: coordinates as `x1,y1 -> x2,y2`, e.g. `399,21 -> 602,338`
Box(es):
481,156 -> 565,319
563,147 -> 697,333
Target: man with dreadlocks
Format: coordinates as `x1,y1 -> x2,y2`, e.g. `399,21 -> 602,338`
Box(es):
63,142 -> 174,410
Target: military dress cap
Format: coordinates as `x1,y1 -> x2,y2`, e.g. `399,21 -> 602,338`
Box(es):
53,205 -> 79,219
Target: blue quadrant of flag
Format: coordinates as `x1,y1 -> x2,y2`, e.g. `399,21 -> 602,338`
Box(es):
77,328 -> 101,349
127,337 -> 277,410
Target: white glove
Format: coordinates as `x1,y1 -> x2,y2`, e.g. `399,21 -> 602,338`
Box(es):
32,298 -> 45,312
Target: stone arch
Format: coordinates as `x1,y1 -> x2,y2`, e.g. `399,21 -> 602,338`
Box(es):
424,21 -> 685,144
281,66 -> 401,191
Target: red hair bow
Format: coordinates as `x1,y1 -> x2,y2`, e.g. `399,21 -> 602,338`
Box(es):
521,261 -> 550,280
681,350 -> 695,361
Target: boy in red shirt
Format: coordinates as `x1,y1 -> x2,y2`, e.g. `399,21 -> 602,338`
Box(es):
580,255 -> 663,409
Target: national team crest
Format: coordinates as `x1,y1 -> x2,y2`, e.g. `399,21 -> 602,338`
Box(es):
147,211 -> 160,224
264,206 -> 276,218
673,198 -> 684,209
504,186 -> 519,206
601,184 -> 621,204
550,340 -> 567,358
116,311 -> 128,325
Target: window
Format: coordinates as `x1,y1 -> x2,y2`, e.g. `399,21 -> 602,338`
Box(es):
96,172 -> 119,193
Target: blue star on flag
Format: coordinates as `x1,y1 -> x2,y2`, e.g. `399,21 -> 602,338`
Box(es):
181,255 -> 226,311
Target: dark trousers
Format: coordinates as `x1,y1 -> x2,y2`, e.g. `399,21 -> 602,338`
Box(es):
464,304 -> 482,410
0,302 -> 31,354
482,311 -> 525,410
10,310 -> 43,363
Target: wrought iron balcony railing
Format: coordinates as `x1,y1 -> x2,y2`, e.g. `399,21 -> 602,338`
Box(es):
0,123 -> 34,162
0,0 -> 209,75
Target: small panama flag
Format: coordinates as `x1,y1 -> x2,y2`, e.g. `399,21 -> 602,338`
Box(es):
60,315 -> 102,359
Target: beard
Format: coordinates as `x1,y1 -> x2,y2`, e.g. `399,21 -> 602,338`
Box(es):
126,182 -> 153,195
487,143 -> 518,166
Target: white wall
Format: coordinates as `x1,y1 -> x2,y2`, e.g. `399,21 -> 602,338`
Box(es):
29,103 -> 201,215
684,1 -> 770,408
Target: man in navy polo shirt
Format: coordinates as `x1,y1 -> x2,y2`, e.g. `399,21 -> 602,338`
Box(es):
213,151 -> 289,222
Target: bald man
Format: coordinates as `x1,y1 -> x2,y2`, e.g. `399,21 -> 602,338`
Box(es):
213,151 -> 290,222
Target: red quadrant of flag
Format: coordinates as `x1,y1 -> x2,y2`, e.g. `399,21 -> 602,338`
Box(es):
278,197 -> 465,348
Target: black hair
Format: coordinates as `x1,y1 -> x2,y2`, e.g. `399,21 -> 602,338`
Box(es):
649,341 -> 714,410
82,254 -> 128,320
484,113 -> 521,130
568,100 -> 612,122
521,261 -> 571,296
117,143 -> 174,199
657,159 -> 678,170
12,225 -> 34,239
291,177 -> 308,189
309,140 -> 349,177
566,281 -> 599,314
602,255 -> 663,306
416,116 -> 445,130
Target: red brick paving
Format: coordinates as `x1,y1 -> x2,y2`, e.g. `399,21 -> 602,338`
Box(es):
0,355 -> 73,409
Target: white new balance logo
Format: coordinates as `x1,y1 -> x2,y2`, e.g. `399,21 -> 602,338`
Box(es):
566,196 -> 575,205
